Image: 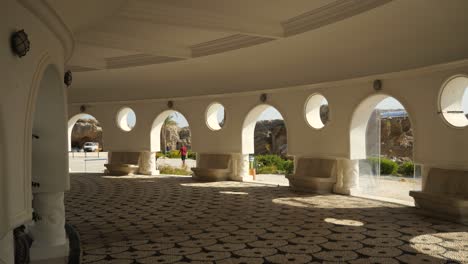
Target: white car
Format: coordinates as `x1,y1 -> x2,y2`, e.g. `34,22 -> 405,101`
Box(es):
83,142 -> 99,152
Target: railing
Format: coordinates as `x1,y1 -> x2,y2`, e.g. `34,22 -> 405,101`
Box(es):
69,151 -> 108,173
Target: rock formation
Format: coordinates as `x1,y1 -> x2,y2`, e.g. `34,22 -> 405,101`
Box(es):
161,124 -> 191,150
71,119 -> 103,149
366,110 -> 413,162
254,120 -> 287,156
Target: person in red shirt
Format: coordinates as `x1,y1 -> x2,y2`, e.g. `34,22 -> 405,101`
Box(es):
179,144 -> 188,167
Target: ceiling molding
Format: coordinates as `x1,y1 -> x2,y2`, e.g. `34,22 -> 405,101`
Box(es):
76,31 -> 192,59
67,66 -> 101,72
118,1 -> 284,38
283,0 -> 392,36
18,0 -> 75,61
191,34 -> 274,57
106,54 -> 185,69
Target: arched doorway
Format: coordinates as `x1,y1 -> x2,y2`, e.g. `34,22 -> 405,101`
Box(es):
151,110 -> 194,175
242,104 -> 291,185
68,114 -> 105,172
350,95 -> 420,203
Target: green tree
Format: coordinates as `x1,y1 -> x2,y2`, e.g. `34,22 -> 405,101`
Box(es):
161,114 -> 177,154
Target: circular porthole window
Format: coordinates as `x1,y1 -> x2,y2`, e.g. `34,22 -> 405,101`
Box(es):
305,94 -> 329,129
439,76 -> 468,128
206,103 -> 225,130
116,107 -> 136,131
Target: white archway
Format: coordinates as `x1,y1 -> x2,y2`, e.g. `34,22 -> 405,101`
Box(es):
67,113 -> 101,152
242,104 -> 273,154
349,94 -> 418,203
350,94 -> 389,160
241,104 -> 289,184
150,110 -> 190,152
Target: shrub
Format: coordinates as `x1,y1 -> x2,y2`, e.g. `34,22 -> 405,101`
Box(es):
159,165 -> 191,176
158,150 -> 196,159
366,157 -> 399,175
257,165 -> 278,174
380,158 -> 399,175
398,161 -> 414,176
255,155 -> 294,174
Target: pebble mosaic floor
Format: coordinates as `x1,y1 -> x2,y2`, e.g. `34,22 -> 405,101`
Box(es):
65,173 -> 468,264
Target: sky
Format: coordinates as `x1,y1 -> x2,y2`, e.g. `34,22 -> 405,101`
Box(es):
82,89 -> 468,127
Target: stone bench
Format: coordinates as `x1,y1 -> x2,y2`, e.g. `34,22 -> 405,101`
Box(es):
192,154 -> 232,182
104,152 -> 140,176
286,157 -> 337,194
410,168 -> 468,224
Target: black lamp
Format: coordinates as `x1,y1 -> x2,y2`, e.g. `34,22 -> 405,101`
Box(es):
260,93 -> 267,102
11,29 -> 30,57
373,79 -> 382,91
64,70 -> 73,86
167,100 -> 174,108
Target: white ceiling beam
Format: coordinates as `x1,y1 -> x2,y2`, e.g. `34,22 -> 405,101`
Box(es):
76,31 -> 192,59
117,2 -> 284,39
67,53 -> 107,70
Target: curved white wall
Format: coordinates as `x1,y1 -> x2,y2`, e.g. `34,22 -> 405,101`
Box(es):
0,0 -> 67,233
69,63 -> 468,171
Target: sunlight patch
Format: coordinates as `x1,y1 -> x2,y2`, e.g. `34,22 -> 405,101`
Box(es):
219,191 -> 248,195
324,218 -> 364,226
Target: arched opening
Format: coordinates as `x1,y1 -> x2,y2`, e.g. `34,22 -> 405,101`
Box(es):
68,114 -> 106,173
242,104 -> 292,185
151,110 -> 194,175
350,95 -> 420,204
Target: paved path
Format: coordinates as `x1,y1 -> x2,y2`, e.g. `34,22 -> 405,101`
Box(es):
66,173 -> 468,264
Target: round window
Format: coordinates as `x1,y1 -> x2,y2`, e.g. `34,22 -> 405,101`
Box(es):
439,76 -> 468,128
305,94 -> 329,129
116,107 -> 136,131
206,103 -> 225,130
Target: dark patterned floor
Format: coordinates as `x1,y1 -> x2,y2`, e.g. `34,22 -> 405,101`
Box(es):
65,174 -> 468,264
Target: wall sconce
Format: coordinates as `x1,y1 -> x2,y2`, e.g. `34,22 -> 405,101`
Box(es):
373,79 -> 382,91
64,71 -> 73,86
260,93 -> 268,102
11,30 -> 30,57
167,100 -> 174,108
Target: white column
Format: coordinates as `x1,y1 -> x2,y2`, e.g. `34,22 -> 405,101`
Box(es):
421,164 -> 431,192
0,231 -> 14,264
138,151 -> 158,175
239,154 -> 251,181
334,159 -> 359,195
29,192 -> 68,262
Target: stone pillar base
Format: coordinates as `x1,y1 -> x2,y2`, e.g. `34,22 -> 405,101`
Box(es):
30,241 -> 69,263
333,159 -> 359,195
0,231 -> 14,264
29,192 -> 68,263
139,151 -> 157,175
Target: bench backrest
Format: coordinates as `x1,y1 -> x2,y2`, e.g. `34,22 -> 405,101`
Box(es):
294,158 -> 336,178
197,154 -> 231,169
108,152 -> 140,165
425,168 -> 468,197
